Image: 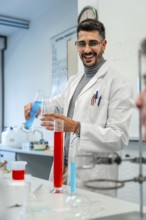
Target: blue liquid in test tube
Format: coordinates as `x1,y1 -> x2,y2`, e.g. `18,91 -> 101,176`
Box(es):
25,100 -> 42,129
70,161 -> 76,193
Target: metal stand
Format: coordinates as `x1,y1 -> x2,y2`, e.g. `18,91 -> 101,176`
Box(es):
137,48 -> 144,219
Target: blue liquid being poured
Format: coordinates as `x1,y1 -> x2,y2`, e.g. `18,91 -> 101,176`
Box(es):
25,100 -> 42,129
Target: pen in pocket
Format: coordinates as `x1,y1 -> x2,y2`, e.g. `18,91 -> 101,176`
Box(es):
97,96 -> 102,106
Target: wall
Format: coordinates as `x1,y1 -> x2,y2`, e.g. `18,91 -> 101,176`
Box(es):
4,0 -> 77,142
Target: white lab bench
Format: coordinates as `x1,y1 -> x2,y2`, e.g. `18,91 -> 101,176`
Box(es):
4,176 -> 146,220
0,144 -> 53,179
1,140 -> 146,206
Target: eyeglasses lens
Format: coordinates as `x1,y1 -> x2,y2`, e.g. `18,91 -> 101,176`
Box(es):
75,40 -> 101,47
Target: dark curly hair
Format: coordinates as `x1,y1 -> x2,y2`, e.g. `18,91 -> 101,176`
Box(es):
77,19 -> 105,40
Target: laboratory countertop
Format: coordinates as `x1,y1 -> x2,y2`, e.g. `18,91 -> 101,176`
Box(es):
0,140 -> 145,158
0,144 -> 53,157
2,175 -> 146,220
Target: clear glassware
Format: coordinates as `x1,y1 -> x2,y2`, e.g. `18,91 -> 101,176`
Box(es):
62,138 -> 90,219
6,178 -> 32,220
50,119 -> 64,193
11,161 -> 27,181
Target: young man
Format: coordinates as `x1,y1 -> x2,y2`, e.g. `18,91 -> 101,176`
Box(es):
25,19 -> 134,196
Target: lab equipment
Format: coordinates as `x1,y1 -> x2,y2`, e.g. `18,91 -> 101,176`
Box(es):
64,137 -> 90,219
50,119 -> 64,193
11,161 -> 27,181
24,90 -> 45,130
1,127 -> 18,147
25,101 -> 41,129
6,161 -> 30,219
70,161 -> 76,193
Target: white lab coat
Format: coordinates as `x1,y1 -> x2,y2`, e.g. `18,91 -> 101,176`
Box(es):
49,61 -> 134,196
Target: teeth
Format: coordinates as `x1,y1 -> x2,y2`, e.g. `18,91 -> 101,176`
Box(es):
84,54 -> 94,58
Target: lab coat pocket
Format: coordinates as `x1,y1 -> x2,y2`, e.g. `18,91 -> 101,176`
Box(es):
89,98 -> 109,124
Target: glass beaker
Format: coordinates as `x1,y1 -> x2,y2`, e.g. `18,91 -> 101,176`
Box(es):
61,138 -> 90,219
24,89 -> 45,130
11,161 -> 27,181
50,119 -> 64,193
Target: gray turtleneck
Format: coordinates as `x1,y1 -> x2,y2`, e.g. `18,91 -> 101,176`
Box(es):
64,58 -> 106,165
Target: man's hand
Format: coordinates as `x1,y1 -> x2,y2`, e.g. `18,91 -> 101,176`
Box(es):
40,113 -> 78,132
24,102 -> 33,120
24,102 -> 40,120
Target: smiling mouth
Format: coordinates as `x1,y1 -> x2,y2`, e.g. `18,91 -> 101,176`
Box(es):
83,53 -> 96,61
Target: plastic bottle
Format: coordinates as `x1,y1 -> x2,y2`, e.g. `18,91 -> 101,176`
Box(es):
1,127 -> 18,147
24,89 -> 45,130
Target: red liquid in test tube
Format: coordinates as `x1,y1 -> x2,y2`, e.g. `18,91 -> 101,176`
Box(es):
54,131 -> 63,188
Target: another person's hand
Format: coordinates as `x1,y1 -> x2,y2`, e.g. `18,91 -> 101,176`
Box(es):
136,88 -> 146,139
40,113 -> 78,132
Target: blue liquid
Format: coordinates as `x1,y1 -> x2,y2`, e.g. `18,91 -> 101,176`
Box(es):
70,161 -> 76,193
25,100 -> 42,129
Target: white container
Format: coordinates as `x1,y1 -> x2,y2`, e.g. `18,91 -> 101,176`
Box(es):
1,127 -> 18,147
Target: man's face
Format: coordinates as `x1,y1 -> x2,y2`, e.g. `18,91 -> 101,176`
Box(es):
76,30 -> 107,67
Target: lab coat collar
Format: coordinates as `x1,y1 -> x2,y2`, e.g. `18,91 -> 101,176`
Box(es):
79,60 -> 111,96
66,61 -> 110,108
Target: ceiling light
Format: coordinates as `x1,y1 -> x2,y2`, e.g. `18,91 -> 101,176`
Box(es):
0,15 -> 29,29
